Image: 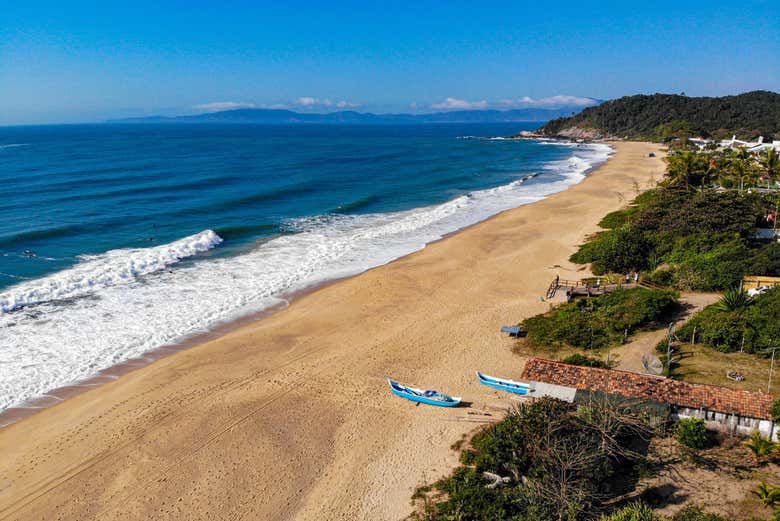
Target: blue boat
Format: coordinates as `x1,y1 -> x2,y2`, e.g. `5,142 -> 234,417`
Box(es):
477,372 -> 530,395
387,379 -> 461,407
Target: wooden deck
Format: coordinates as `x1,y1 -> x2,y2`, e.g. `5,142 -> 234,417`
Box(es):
547,278 -> 640,300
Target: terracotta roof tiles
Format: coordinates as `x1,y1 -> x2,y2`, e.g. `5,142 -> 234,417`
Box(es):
521,358 -> 774,420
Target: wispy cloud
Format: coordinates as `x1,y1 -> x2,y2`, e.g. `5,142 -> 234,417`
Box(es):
295,97 -> 360,109
295,96 -> 319,106
428,95 -> 598,112
497,95 -> 598,108
194,101 -> 257,112
430,97 -> 489,110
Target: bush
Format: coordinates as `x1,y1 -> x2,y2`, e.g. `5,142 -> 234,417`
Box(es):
570,226 -> 653,275
522,288 -> 679,350
600,503 -> 659,521
773,399 -> 780,423
562,354 -> 613,369
677,307 -> 749,352
413,398 -> 653,521
678,287 -> 780,354
670,506 -> 737,521
675,418 -> 708,451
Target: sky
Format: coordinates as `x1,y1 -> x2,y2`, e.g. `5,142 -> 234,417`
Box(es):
0,1 -> 778,125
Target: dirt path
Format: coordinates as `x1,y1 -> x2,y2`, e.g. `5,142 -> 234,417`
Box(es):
615,292 -> 720,373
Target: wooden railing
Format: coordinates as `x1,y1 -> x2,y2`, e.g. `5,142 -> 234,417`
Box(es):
548,277 -> 639,300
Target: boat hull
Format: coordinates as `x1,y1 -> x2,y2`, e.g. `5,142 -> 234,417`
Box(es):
477,372 -> 530,395
388,379 -> 461,407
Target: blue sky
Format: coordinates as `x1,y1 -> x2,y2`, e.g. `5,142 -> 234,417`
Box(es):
1,1 -> 778,124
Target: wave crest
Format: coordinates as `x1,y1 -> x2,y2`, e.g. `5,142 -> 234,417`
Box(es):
0,230 -> 222,313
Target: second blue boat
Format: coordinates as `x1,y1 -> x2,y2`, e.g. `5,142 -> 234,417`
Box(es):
477,372 -> 530,395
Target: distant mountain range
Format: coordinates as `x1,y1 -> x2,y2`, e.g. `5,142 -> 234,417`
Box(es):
109,105 -> 599,125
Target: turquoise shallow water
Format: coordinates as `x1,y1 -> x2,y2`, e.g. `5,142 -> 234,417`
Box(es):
0,122 -> 611,411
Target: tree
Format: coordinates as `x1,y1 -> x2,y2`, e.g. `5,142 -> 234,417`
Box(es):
743,431 -> 779,464
728,148 -> 760,189
665,152 -> 712,189
764,147 -> 780,178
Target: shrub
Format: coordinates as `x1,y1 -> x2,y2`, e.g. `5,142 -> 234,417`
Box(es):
600,503 -> 659,521
522,288 -> 679,350
677,307 -> 749,352
675,418 -> 708,451
773,399 -> 780,423
413,398 -> 654,521
716,287 -> 754,312
670,506 -> 737,521
751,481 -> 780,508
570,226 -> 652,275
562,354 -> 613,369
678,287 -> 780,354
744,432 -> 779,464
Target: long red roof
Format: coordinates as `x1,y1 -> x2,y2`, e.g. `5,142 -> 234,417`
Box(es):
521,358 -> 775,420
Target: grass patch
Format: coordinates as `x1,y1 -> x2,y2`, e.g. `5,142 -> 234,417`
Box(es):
670,343 -> 780,393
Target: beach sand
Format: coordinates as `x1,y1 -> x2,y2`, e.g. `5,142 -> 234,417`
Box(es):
0,141 -> 665,521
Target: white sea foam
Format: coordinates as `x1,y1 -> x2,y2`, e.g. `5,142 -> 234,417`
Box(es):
0,144 -> 28,149
0,230 -> 222,313
0,142 -> 611,412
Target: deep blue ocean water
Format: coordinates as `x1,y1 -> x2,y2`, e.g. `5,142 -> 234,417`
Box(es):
0,123 -> 611,412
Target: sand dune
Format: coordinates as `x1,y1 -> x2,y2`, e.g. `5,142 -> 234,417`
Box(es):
0,141 -> 665,521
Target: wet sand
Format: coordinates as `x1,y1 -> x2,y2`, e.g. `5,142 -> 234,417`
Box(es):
0,141 -> 665,521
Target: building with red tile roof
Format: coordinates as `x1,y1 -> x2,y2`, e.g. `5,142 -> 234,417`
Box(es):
521,358 -> 778,440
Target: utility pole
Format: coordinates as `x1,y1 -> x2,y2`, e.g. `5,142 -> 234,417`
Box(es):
764,346 -> 778,393
666,321 -> 676,377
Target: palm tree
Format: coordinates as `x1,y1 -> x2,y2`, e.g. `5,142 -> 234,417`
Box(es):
716,287 -> 754,313
763,148 -> 780,179
665,151 -> 711,189
744,431 -> 779,463
727,147 -> 761,190
752,481 -> 780,508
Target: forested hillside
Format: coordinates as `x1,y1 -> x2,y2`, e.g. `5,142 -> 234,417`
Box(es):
538,91 -> 780,140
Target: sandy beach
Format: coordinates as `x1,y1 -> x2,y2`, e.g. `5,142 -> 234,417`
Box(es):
0,141 -> 664,521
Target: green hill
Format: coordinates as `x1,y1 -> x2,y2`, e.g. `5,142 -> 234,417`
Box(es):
538,90 -> 780,140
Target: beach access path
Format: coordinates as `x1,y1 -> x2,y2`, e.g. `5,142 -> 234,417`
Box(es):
0,141 -> 665,521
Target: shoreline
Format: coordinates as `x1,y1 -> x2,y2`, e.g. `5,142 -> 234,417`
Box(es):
0,143 -> 610,429
0,141 -> 665,521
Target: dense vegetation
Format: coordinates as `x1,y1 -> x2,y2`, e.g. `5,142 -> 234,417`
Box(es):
676,287 -> 780,354
562,353 -> 614,369
521,288 -> 679,350
410,398 -> 773,521
603,504 -> 772,521
539,91 -> 780,140
570,189 -> 780,291
411,398 -> 653,521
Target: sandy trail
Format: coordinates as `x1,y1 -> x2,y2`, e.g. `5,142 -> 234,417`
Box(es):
0,142 -> 664,521
615,292 -> 720,373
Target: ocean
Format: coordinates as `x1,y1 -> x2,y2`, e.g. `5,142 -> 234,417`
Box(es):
0,123 -> 611,412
